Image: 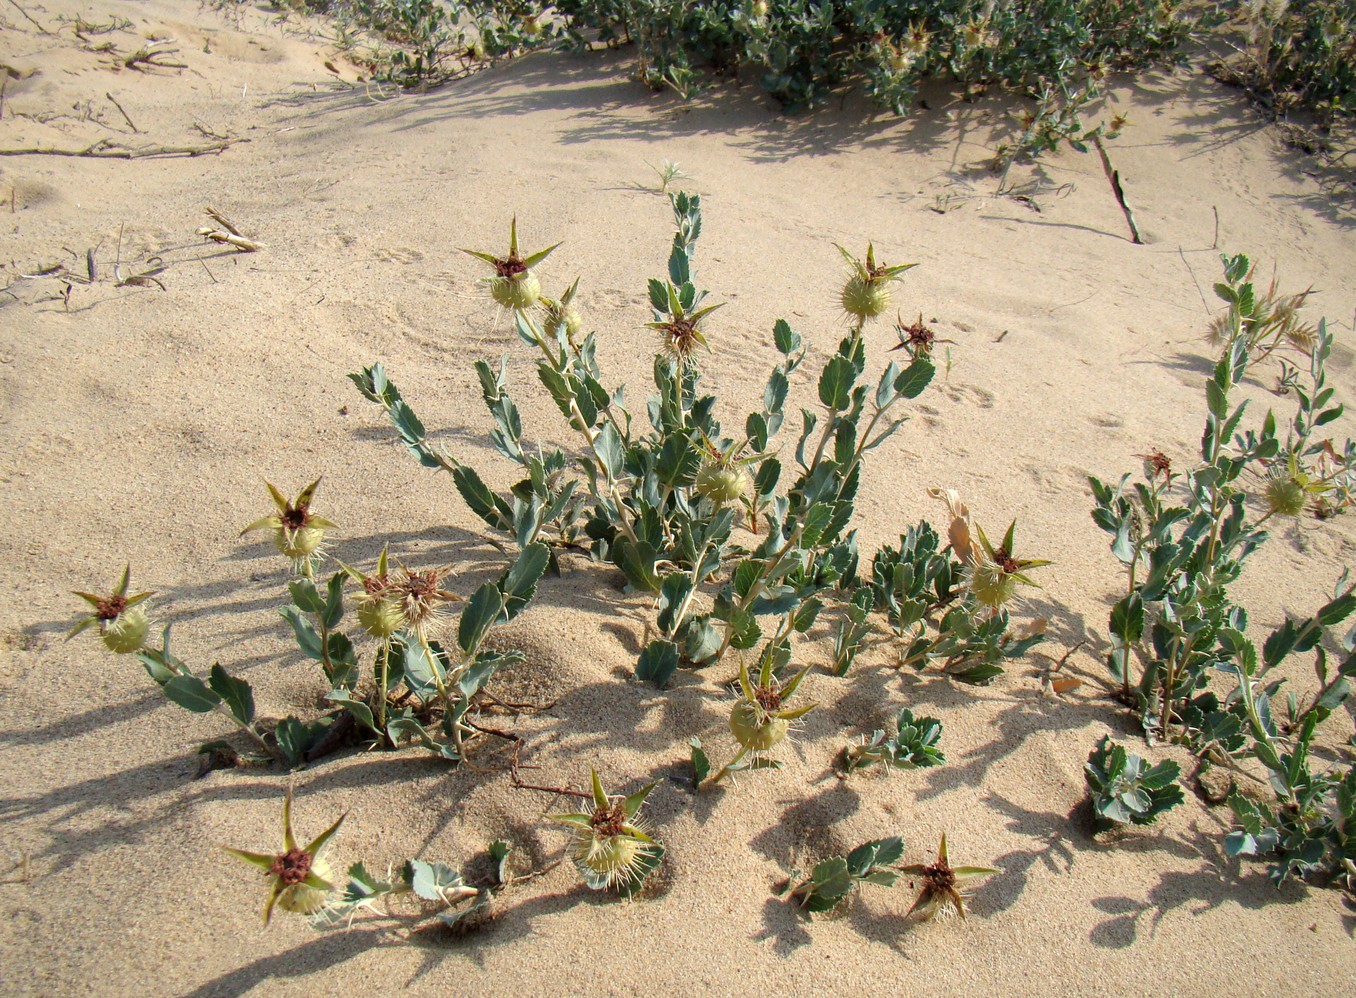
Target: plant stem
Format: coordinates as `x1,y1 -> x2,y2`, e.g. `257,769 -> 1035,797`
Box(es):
375,639 -> 391,732
709,745 -> 749,786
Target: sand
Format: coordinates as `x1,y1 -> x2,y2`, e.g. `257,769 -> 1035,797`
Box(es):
2,2 -> 1355,994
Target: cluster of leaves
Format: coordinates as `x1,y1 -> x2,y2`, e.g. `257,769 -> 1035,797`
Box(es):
1089,251 -> 1356,885
1090,254 -> 1355,748
785,833 -> 995,920
1083,735 -> 1183,829
319,0 -> 555,88
551,0 -> 1195,113
72,518 -> 549,769
355,192 -> 1039,692
865,520 -> 1044,684
844,706 -> 945,773
1218,0 -> 1356,125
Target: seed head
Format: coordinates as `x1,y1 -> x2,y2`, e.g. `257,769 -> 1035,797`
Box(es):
462,216 -> 560,313
729,657 -> 815,756
69,565 -> 155,654
900,833 -> 996,922
241,478 -> 336,577
225,789 -> 345,925
550,770 -> 663,894
835,243 -> 916,324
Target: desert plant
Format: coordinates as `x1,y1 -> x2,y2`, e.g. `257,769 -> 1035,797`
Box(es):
1090,259 -> 1356,747
1207,253 -> 1318,363
844,706 -> 945,773
549,769 -> 664,896
71,490 -> 549,768
357,194 -> 1034,693
784,835 -> 906,912
1084,735 -> 1184,829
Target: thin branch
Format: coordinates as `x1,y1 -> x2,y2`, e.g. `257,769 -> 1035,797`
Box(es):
1092,133 -> 1143,245
104,91 -> 138,133
6,0 -> 52,34
0,138 -> 244,158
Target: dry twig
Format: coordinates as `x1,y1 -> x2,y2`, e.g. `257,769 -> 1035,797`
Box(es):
0,138 -> 243,158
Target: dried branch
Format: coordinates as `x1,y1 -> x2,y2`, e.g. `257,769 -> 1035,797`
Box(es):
1092,133 -> 1143,245
123,43 -> 186,72
6,0 -> 52,35
104,91 -> 138,133
0,138 -> 244,159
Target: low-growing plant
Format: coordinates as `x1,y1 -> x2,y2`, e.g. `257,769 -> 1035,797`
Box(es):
229,790 -> 546,932
785,832 -> 997,921
844,706 -> 945,773
70,484 -> 550,768
1207,253 -> 1318,364
1083,735 -> 1184,829
1090,253 -> 1356,748
785,835 -> 905,912
549,769 -> 664,896
354,193 -> 1047,695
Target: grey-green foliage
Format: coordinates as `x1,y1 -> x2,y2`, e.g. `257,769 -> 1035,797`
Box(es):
867,522 -> 1043,684
1084,735 -> 1183,827
845,707 -> 944,773
1089,253 -> 1356,747
133,542 -> 548,768
786,835 -> 904,912
356,193 -> 985,689
1217,580 -> 1356,885
550,0 -> 1195,113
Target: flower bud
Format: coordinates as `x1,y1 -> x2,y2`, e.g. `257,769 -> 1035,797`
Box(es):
840,274 -> 892,321
490,270 -> 541,311
102,608 -> 149,654
357,596 -> 403,639
695,462 -> 752,505
730,700 -> 789,752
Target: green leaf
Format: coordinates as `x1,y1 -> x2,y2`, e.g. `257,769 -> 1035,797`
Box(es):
636,639 -> 680,686
458,583 -> 504,656
207,664 -> 255,725
818,355 -> 854,411
322,572 -> 345,630
690,736 -> 710,784
288,579 -> 324,614
498,542 -> 549,621
279,606 -> 324,660
407,860 -> 468,903
893,356 -> 935,400
773,319 -> 801,355
163,675 -> 222,713
595,423 -> 625,481
325,688 -> 379,735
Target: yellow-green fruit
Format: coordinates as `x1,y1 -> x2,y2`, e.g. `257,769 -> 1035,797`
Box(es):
275,526 -> 325,560
731,701 -> 788,752
575,832 -> 644,887
103,609 -> 149,654
695,463 -> 752,505
751,0 -> 769,17
544,304 -> 583,340
357,597 -> 403,639
276,856 -> 332,916
840,275 -> 892,321
968,559 -> 1019,610
490,271 -> 541,310
1264,475 -> 1307,518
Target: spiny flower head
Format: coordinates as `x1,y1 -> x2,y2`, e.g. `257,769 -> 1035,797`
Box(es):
241,478 -> 336,576
900,833 -> 996,922
225,788 -> 346,924
890,313 -> 952,359
730,656 -> 816,755
646,280 -> 722,360
1136,448 -> 1174,487
550,770 -> 663,894
965,519 -> 1051,612
386,563 -> 463,638
835,243 -> 916,324
69,565 -> 154,654
1262,452 -> 1330,519
340,546 -> 404,639
540,277 -> 584,343
462,216 -> 561,311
